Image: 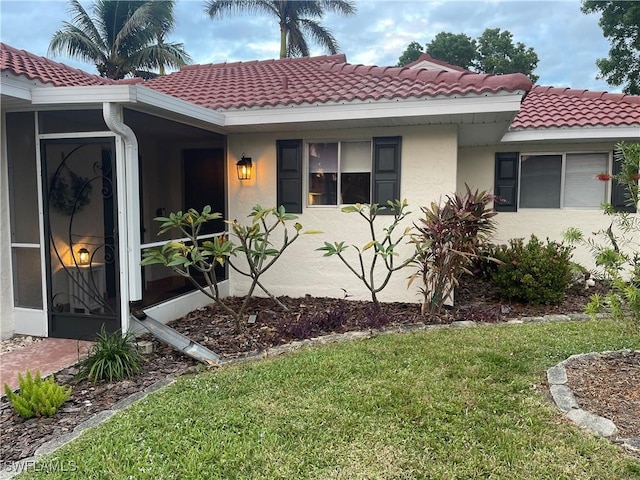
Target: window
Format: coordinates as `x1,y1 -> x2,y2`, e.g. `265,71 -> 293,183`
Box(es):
307,141 -> 371,206
495,151 -> 609,211
277,136 -> 400,213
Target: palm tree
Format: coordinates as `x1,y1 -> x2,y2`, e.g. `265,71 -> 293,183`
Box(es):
49,0 -> 191,80
205,0 -> 356,59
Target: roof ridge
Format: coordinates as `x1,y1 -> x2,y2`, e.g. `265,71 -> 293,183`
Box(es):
405,53 -> 468,72
531,85 -> 640,104
180,53 -> 347,71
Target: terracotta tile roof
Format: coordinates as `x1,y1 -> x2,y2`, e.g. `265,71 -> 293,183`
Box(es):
146,54 -> 532,110
511,85 -> 640,129
0,43 -> 139,87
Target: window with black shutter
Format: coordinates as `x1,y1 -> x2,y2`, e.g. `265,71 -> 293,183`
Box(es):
372,136 -> 401,214
494,152 -> 519,212
276,139 -> 303,213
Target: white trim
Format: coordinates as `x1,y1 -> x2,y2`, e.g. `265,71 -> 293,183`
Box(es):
38,131 -> 116,140
502,126 -> 640,143
223,92 -> 526,127
34,112 -> 48,336
0,75 -> 33,100
13,308 -> 47,337
133,283 -> 228,331
10,243 -> 39,248
140,231 -> 224,249
29,85 -> 226,130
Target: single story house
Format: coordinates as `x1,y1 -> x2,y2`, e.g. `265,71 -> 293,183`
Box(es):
1,44 -> 638,340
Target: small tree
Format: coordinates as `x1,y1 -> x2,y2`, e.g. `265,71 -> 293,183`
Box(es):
409,186 -> 497,315
564,142 -> 640,327
317,200 -> 416,309
141,205 -> 316,331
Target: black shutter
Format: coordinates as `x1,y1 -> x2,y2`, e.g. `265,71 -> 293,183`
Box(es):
611,150 -> 637,213
276,139 -> 303,213
372,136 -> 401,214
494,152 -> 519,212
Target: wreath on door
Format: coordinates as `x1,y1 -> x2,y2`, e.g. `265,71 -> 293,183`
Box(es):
49,167 -> 93,215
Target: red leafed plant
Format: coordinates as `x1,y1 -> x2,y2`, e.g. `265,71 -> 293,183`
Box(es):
596,172 -> 611,181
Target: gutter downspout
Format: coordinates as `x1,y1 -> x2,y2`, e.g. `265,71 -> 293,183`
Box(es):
103,103 -> 142,333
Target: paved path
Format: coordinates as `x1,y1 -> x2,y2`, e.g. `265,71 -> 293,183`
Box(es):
0,338 -> 93,391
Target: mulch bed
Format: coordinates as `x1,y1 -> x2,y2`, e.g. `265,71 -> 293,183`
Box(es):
1,275 -> 636,463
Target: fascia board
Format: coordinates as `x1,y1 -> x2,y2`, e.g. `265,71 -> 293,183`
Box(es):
29,84 -> 225,128
133,86 -> 225,127
1,75 -> 34,100
31,85 -> 137,104
222,91 -> 526,127
502,125 -> 640,143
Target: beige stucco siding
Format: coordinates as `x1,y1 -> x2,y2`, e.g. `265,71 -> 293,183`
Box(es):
227,124 -> 458,303
458,142 -> 638,270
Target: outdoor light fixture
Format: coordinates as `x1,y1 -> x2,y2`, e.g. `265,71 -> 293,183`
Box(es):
77,248 -> 90,265
236,155 -> 252,180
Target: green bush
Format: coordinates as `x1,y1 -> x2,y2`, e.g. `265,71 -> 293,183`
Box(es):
77,327 -> 144,383
490,235 -> 573,305
3,370 -> 71,419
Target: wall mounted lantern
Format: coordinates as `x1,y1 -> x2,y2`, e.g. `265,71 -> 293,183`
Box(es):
77,247 -> 90,265
236,155 -> 252,181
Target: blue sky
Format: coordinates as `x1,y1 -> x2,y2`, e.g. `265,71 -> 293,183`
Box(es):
0,0 -> 616,91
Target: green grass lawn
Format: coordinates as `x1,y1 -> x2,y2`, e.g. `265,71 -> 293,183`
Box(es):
19,320 -> 640,479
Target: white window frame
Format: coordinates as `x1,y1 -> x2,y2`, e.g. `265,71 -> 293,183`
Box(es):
518,150 -> 612,210
304,139 -> 373,208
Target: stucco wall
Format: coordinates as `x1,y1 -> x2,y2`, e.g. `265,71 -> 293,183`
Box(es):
458,142 -> 639,270
226,125 -> 458,304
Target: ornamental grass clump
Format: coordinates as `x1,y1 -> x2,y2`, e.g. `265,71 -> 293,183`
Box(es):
3,370 -> 71,419
77,327 -> 144,383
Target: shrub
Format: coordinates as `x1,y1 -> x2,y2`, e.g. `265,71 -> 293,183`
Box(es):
77,327 -> 144,383
490,235 -> 573,304
409,185 -> 498,314
3,370 -> 71,419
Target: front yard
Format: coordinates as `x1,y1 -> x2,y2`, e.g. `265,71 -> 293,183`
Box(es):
15,319 -> 640,479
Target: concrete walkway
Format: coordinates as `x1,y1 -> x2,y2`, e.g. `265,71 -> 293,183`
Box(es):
0,338 -> 93,391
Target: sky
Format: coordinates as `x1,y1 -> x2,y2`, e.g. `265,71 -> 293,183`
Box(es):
0,0 -> 617,92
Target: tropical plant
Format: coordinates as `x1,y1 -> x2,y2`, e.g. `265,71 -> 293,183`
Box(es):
409,186 -> 497,315
317,200 -> 416,310
49,0 -> 191,79
142,205 -> 318,332
4,370 -> 71,419
77,327 -> 144,382
564,142 -> 640,327
204,0 -> 356,59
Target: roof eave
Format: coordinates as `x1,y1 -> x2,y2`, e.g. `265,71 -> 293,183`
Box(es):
27,84 -> 226,132
501,125 -> 640,143
221,90 -> 528,129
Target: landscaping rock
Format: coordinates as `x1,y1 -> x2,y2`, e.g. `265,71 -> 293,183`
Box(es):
566,409 -> 618,438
